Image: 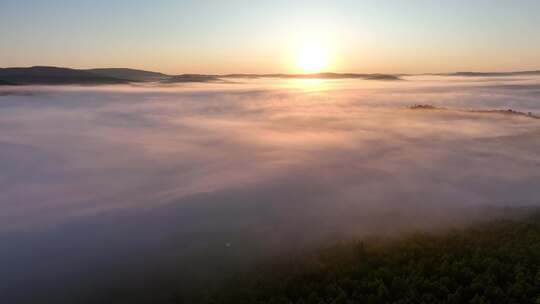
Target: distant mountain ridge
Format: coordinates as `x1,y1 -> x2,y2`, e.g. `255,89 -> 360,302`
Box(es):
163,74 -> 224,83
0,67 -> 404,85
0,66 -> 129,85
2,66 -> 540,86
446,71 -> 540,77
86,68 -> 169,82
221,72 -> 401,80
0,79 -> 17,85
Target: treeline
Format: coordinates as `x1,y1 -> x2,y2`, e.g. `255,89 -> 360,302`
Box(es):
207,214 -> 540,304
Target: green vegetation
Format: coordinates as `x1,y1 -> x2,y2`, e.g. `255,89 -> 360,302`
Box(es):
208,214 -> 540,304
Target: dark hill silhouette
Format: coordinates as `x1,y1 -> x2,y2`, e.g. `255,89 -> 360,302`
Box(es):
0,79 -> 17,85
164,74 -> 224,83
449,71 -> 540,77
0,66 -> 129,85
87,68 -> 169,82
2,66 -> 540,85
222,72 -> 401,80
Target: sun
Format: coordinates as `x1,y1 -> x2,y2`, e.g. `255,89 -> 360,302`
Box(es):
296,45 -> 328,74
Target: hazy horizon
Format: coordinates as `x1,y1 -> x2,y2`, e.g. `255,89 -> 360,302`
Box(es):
3,65 -> 540,76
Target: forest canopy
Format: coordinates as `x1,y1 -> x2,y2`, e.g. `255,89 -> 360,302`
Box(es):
207,213 -> 540,304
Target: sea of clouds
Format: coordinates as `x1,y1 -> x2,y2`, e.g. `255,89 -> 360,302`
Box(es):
1,76 -> 540,302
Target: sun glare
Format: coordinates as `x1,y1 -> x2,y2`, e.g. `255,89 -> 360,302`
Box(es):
296,45 -> 328,74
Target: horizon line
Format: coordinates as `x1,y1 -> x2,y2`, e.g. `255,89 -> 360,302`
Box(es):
2,65 -> 540,77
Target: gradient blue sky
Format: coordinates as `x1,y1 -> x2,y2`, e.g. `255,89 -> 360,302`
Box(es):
1,0 -> 539,74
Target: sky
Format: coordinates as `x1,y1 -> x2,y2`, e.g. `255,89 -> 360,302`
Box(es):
1,0 -> 540,74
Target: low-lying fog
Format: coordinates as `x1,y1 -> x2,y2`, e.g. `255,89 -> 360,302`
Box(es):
1,75 -> 540,302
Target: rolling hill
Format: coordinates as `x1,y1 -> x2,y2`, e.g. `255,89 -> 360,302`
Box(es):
449,71 -> 540,77
87,68 -> 169,82
0,66 -> 129,85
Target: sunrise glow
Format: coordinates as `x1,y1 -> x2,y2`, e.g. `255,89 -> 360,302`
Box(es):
296,45 -> 328,73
